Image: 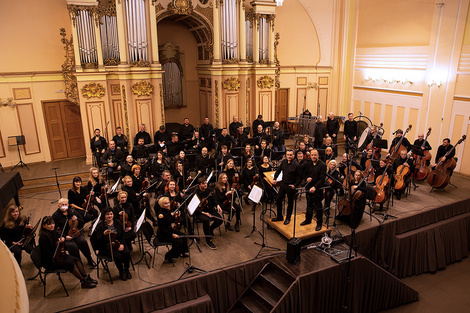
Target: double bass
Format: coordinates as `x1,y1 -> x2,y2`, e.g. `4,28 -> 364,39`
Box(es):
389,124 -> 412,162
427,135 -> 466,189
367,123 -> 383,159
414,128 -> 432,181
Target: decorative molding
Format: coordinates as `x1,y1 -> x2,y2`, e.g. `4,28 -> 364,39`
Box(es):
207,78 -> 211,88
266,14 -> 275,32
122,86 -> 130,149
59,28 -> 79,104
67,4 -> 99,27
159,83 -> 165,124
246,56 -> 253,63
222,58 -> 238,64
194,4 -> 213,24
245,79 -> 249,124
319,77 -> 328,85
168,0 -> 193,15
154,2 -> 165,13
16,103 -> 41,155
130,60 -> 151,67
274,32 -> 280,90
132,81 -> 154,96
215,80 -> 219,127
159,42 -> 184,76
98,0 -> 117,21
199,78 -> 206,87
81,82 -> 105,99
82,62 -> 99,69
257,76 -> 274,89
13,88 -> 31,100
104,57 -> 120,66
355,47 -> 428,70
297,77 -> 307,86
259,59 -> 270,64
111,84 -> 121,95
222,77 -> 240,91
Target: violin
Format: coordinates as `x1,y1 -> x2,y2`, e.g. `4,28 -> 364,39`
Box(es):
231,175 -> 240,190
22,216 -> 33,237
100,186 -> 108,206
67,218 -> 81,238
82,190 -> 95,213
53,220 -> 68,261
393,154 -> 411,191
198,191 -> 215,210
120,211 -> 132,229
389,124 -> 412,163
108,230 -> 121,251
414,127 -> 432,181
427,135 -> 466,189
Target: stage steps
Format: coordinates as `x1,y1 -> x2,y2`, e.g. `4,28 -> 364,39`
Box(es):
227,262 -> 295,313
19,171 -> 89,195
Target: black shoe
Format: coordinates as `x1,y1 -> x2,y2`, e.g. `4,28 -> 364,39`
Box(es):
119,271 -> 127,281
165,252 -> 175,263
234,221 -> 240,232
81,279 -> 97,289
396,193 -> 401,200
283,218 -> 291,225
225,223 -> 233,231
300,220 -> 311,226
87,259 -> 97,268
152,220 -> 158,227
180,253 -> 190,258
85,274 -> 98,284
315,224 -> 322,231
206,241 -> 217,250
271,217 -> 283,222
125,270 -> 132,280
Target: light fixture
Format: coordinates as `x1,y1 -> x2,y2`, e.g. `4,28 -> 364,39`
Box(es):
427,80 -> 441,87
1,98 -> 16,107
276,0 -> 284,6
308,82 -> 318,89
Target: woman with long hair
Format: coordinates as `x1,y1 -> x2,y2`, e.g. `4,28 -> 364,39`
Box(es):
68,176 -> 99,222
223,159 -> 238,186
87,167 -> 106,209
215,173 -> 241,232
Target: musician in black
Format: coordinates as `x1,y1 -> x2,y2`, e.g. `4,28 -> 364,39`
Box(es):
86,167 -> 106,210
241,158 -> 258,205
296,150 -> 309,178
196,146 -> 212,176
272,149 -> 303,225
90,128 -> 107,169
131,138 -> 149,165
149,150 -> 169,181
338,170 -> 367,229
272,122 -> 286,152
112,127 -> 128,154
216,173 -> 241,232
166,134 -> 183,158
360,148 -> 374,170
155,170 -> 172,197
39,216 -> 97,288
392,150 -> 413,200
68,176 -> 99,223
343,113 -> 357,154
133,123 -> 151,145
93,208 -> 132,281
322,147 -> 335,164
339,153 -> 363,175
0,205 -> 34,266
101,141 -> 125,181
156,197 -> 189,263
252,115 -> 265,134
131,164 -> 145,193
120,155 -> 136,178
433,138 -> 455,166
326,112 -> 340,155
154,125 -> 171,152
235,126 -> 248,148
323,160 -> 343,216
320,136 -> 335,158
162,180 -> 191,234
200,117 -> 214,150
174,161 -> 191,192
314,116 -> 327,148
223,159 -> 239,186
242,144 -> 254,166
389,129 -> 412,154
302,149 -> 327,231
360,126 -> 377,151
122,175 -> 156,225
216,145 -> 233,173
229,116 -> 243,137
112,191 -> 136,250
259,155 -> 275,203
296,141 -> 309,158
217,128 -> 235,151
194,178 -> 223,250
52,198 -> 96,267
253,124 -> 265,148
178,118 -> 195,144
255,140 -> 271,162
187,131 -> 202,152
414,133 -> 432,152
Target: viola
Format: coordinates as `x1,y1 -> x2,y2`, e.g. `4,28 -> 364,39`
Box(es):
108,231 -> 121,251
82,190 -> 95,213
198,191 -> 215,210
427,135 -> 466,189
393,155 -> 411,191
22,216 -> 33,237
414,127 -> 432,181
54,240 -> 67,261
389,124 -> 412,163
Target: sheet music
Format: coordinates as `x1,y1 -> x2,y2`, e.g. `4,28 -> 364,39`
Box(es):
135,209 -> 146,232
187,194 -> 201,216
110,177 -> 120,193
248,185 -> 263,204
206,171 -> 213,183
273,171 -> 283,182
90,213 -> 101,236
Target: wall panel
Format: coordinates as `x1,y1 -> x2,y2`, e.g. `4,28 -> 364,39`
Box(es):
111,99 -> 123,130
459,119 -> 470,174
394,106 -> 406,134
16,103 -> 40,155
0,129 -> 5,158
135,99 -> 153,133
408,108 -> 419,140
86,101 -> 106,139
353,100 -> 361,117
226,94 -> 239,126
373,103 -> 381,123
451,115 -> 465,152
383,104 -> 393,144
318,88 -> 328,118
259,92 -> 272,120
296,88 -> 306,116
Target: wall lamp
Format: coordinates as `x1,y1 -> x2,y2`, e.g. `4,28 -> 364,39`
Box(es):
365,76 -> 413,85
1,98 -> 16,107
276,0 -> 284,6
427,80 -> 441,88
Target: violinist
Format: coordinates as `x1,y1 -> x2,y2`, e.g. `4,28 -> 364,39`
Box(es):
157,197 -> 189,263
120,155 -> 136,178
343,113 -> 357,154
86,167 -> 106,210
223,159 -> 239,185
163,180 -> 191,234
194,178 -> 223,250
52,198 -> 96,267
112,126 -> 129,154
93,209 -> 132,281
68,176 -> 99,223
196,146 -> 212,176
150,150 -> 169,181
155,170 -> 172,196
121,175 -> 157,226
322,147 -> 335,164
360,148 -> 374,170
0,205 -> 34,266
216,145 -> 233,173
302,149 -> 327,231
112,191 -> 136,249
321,136 -> 335,158
255,140 -> 272,162
131,164 -> 144,192
241,158 -> 258,204
324,160 -> 343,216
174,162 -> 191,192
271,149 -> 303,225
242,144 -> 254,166
253,124 -> 265,147
39,216 -> 97,288
101,140 -> 124,182
360,126 -> 377,151
132,137 -> 149,165
296,141 -> 309,158
235,126 -> 248,148
393,150 -> 413,200
215,173 -> 241,232
90,128 -> 107,169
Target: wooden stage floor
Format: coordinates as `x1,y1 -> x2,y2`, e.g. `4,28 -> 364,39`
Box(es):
4,156 -> 470,313
266,213 -> 330,240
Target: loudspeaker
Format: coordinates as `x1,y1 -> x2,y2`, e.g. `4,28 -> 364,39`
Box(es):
287,237 -> 301,264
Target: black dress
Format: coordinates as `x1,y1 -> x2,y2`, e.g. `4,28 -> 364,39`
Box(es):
0,220 -> 34,265
156,208 -> 188,258
39,229 -> 78,272
94,220 -> 131,272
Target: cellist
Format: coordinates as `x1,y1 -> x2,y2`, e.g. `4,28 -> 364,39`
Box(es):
374,159 -> 393,210
392,150 -> 414,200
388,129 -> 412,155
433,138 -> 455,171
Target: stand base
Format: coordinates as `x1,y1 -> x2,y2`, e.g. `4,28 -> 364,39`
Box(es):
11,161 -> 29,171
178,262 -> 206,280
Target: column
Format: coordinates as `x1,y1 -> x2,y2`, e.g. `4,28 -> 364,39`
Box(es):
239,0 -> 246,61
116,0 -> 128,63
149,0 -> 159,64
253,16 -> 259,64
213,0 -> 221,62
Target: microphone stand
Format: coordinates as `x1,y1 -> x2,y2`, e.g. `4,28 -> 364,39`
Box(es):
51,168 -> 62,204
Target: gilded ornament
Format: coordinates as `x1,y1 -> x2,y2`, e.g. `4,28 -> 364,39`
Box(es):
246,56 -> 253,63
132,81 -> 154,96
274,32 -> 280,90
168,0 -> 193,15
81,82 -> 105,99
159,83 -> 165,124
82,62 -> 99,69
215,80 -> 219,127
257,76 -> 274,89
104,57 -> 120,66
59,28 -> 79,104
222,77 -> 241,91
121,86 -> 130,150
223,58 -> 238,64
130,60 -> 151,67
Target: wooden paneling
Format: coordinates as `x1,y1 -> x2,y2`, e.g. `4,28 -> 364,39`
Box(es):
225,93 -> 239,126
394,106 -> 406,133
43,102 -> 68,160
111,99 -> 123,129
0,129 -> 5,158
364,101 -> 371,118
318,88 -> 328,118
276,88 -> 289,123
459,118 -> 470,174
353,100 -> 361,117
199,91 -> 208,123
16,103 -> 40,155
451,115 -> 465,155
135,99 -> 153,134
296,88 -> 307,116
408,108 -> 419,140
384,105 -> 393,144
86,101 -> 106,139
61,102 -> 86,158
374,103 -> 382,123
259,92 -> 272,120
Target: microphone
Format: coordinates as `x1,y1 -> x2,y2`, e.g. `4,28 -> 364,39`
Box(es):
392,130 -> 397,135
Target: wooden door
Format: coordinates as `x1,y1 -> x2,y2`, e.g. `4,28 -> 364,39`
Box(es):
43,101 -> 86,160
275,88 -> 289,122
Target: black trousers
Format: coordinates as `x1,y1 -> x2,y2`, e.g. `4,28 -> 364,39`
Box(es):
195,209 -> 223,241
158,231 -> 188,258
222,202 -> 241,222
92,151 -> 103,169
101,246 -> 131,272
65,234 -> 92,262
10,242 -> 33,266
306,191 -> 324,223
75,207 -> 99,224
276,184 -> 296,219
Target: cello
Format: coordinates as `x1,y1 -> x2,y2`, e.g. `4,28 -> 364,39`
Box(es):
366,123 -> 383,159
389,124 -> 412,162
427,135 -> 466,189
393,154 -> 412,191
374,161 -> 392,204
414,128 -> 432,181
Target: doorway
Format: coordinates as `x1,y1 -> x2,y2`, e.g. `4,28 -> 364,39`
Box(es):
275,88 -> 289,123
43,101 -> 86,160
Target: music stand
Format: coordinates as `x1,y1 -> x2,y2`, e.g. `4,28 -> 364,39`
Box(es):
9,135 -> 29,170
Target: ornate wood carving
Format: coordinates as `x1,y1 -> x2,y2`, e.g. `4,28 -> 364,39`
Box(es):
59,28 -> 79,104
132,81 -> 154,96
257,76 -> 274,89
222,77 -> 241,91
168,0 -> 193,15
81,82 -> 105,99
